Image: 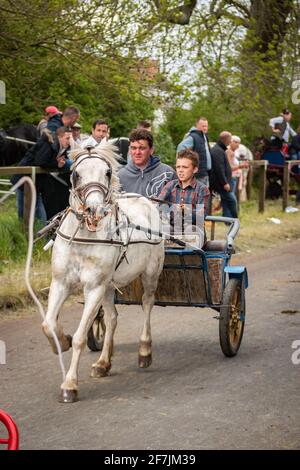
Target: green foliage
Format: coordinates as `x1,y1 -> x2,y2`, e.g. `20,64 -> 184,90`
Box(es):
0,0 -> 157,135
0,200 -> 50,272
153,125 -> 176,166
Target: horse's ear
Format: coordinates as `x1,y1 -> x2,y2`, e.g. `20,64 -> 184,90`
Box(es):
71,170 -> 78,188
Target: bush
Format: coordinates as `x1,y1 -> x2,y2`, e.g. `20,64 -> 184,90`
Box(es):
154,126 -> 176,166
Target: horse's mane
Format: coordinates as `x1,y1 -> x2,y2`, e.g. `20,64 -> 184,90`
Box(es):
70,141 -> 121,192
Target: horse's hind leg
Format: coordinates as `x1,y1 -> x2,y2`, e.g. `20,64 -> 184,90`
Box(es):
91,287 -> 117,378
42,280 -> 72,354
139,272 -> 159,368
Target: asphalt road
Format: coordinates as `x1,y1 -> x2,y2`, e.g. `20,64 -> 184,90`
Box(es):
0,240 -> 300,450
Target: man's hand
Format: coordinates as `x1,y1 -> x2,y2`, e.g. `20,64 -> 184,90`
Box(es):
56,156 -> 66,168
224,183 -> 231,192
272,128 -> 281,135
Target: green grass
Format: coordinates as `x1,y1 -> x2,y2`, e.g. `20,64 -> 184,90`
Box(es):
209,198 -> 300,252
0,197 -> 51,312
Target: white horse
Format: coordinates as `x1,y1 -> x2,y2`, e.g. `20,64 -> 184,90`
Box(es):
42,144 -> 165,402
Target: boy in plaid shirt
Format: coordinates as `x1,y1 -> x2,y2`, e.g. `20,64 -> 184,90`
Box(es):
158,149 -> 209,235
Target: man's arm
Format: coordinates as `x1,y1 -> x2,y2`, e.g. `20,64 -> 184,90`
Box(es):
177,135 -> 194,153
269,116 -> 283,134
211,150 -> 228,188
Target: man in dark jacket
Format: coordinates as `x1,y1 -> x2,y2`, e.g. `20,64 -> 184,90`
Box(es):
177,117 -> 212,187
118,129 -> 176,197
210,131 -> 238,219
47,106 -> 80,134
12,127 -> 72,221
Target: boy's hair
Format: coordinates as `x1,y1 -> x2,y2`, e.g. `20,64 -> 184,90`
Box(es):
177,149 -> 199,168
92,119 -> 109,129
56,126 -> 72,137
129,129 -> 153,148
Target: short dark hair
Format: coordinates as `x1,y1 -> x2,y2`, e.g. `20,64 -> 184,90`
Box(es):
177,149 -> 199,168
196,116 -> 208,123
129,129 -> 153,148
282,108 -> 291,115
92,119 -> 109,129
56,126 -> 72,137
63,106 -> 80,118
137,120 -> 151,130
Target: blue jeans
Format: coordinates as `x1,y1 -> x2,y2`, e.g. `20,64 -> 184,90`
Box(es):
16,189 -> 47,224
231,177 -> 238,196
219,189 -> 238,218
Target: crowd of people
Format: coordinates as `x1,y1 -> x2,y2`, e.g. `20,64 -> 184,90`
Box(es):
12,103 -> 299,238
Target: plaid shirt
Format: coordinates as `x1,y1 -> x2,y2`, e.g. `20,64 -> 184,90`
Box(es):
158,177 -> 209,211
158,177 -> 210,227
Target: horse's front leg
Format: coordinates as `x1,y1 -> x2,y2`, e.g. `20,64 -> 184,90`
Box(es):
138,273 -> 157,368
90,287 -> 117,378
42,279 -> 72,354
60,285 -> 106,403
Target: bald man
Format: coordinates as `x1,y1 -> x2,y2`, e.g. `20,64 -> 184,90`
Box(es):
210,131 -> 238,219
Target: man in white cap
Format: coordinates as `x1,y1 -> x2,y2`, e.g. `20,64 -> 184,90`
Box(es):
71,122 -> 82,144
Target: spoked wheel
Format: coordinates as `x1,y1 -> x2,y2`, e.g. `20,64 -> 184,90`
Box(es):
87,307 -> 106,352
219,278 -> 245,357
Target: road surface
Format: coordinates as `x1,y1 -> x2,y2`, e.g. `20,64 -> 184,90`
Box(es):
0,240 -> 300,449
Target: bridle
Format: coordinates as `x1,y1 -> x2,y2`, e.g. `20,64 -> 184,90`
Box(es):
70,149 -> 114,231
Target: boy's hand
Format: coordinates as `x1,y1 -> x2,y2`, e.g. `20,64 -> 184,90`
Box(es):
56,156 -> 66,168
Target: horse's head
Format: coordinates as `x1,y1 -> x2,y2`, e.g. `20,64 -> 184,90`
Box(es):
70,142 -> 120,231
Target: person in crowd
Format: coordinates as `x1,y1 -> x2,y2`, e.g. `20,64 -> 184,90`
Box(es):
288,125 -> 300,160
210,131 -> 238,219
12,127 -> 72,221
35,126 -> 72,219
118,128 -> 176,197
287,125 -> 300,205
269,108 -> 296,149
47,106 -> 80,134
37,105 -> 62,138
81,119 -> 110,148
71,122 -> 82,145
226,135 -> 249,196
177,117 -> 212,187
158,149 -> 209,242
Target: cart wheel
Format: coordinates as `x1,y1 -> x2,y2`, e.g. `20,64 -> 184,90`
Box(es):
87,308 -> 106,352
219,278 -> 245,357
0,409 -> 19,450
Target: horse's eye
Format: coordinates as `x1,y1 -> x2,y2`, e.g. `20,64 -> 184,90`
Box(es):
106,168 -> 112,179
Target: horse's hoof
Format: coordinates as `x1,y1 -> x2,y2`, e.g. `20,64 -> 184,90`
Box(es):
139,354 -> 152,368
59,389 -> 78,403
90,365 -> 110,378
